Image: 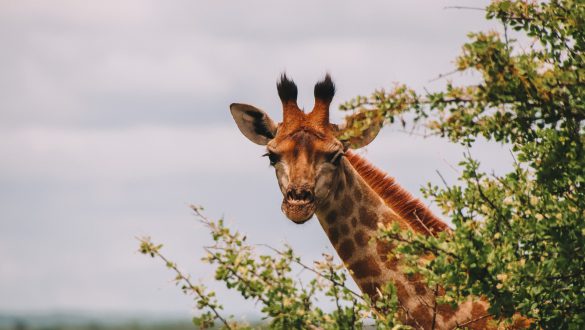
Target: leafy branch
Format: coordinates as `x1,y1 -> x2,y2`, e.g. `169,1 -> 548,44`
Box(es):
138,237 -> 234,329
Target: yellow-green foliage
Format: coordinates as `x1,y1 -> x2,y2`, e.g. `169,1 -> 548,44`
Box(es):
342,1 -> 584,328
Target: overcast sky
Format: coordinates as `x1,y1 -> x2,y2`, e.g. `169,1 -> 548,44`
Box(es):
0,0 -> 512,318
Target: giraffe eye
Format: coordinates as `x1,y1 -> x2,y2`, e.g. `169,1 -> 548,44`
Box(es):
262,152 -> 280,166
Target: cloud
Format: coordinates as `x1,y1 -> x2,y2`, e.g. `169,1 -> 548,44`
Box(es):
0,0 -> 494,128
0,0 -> 510,316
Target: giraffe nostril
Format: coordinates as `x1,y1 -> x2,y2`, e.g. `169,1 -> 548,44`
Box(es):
286,187 -> 314,203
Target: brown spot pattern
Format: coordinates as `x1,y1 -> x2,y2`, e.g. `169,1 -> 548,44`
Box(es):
376,241 -> 393,262
328,227 -> 339,245
413,282 -> 427,295
386,255 -> 400,270
340,223 -> 350,235
326,210 -> 337,224
437,303 -> 457,322
351,217 -> 357,227
359,281 -> 379,299
467,303 -> 489,330
340,195 -> 354,217
411,304 -> 433,329
354,230 -> 369,247
359,206 -> 378,229
408,273 -> 430,296
338,239 -> 355,260
350,258 -> 381,278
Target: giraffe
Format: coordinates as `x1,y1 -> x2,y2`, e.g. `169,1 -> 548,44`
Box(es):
230,74 -> 528,329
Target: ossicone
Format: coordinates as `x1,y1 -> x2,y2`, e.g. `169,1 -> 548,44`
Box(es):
308,74 -> 335,125
277,73 -> 298,104
314,74 -> 335,104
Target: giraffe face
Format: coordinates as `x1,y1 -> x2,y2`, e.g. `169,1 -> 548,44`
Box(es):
230,74 -> 381,224
265,128 -> 345,223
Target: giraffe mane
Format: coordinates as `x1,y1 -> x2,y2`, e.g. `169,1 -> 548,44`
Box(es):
345,150 -> 451,236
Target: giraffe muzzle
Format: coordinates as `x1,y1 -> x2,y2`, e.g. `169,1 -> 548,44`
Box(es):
282,187 -> 316,224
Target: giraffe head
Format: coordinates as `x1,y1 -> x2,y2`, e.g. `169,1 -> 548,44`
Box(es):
230,74 -> 382,224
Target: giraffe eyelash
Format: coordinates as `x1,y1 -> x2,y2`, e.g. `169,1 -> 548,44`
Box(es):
262,152 -> 280,166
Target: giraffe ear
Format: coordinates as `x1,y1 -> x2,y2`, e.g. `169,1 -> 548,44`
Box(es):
230,103 -> 278,145
335,110 -> 383,149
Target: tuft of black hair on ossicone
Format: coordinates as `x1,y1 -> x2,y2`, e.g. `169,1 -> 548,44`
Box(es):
314,74 -> 335,104
277,73 -> 298,103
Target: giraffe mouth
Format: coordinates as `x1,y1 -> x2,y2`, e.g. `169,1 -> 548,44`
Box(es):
281,198 -> 316,224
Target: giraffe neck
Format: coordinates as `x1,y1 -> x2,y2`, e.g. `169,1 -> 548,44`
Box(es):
315,156 -> 492,330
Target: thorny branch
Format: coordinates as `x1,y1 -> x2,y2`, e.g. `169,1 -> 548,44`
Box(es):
444,6 -> 486,12
258,243 -> 365,301
138,238 -> 233,329
452,313 -> 492,329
